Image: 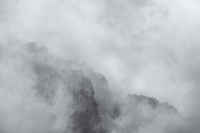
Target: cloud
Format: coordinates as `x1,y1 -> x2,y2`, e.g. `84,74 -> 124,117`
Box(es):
1,0 -> 200,132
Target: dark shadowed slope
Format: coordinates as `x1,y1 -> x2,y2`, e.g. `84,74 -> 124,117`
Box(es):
25,42 -> 104,133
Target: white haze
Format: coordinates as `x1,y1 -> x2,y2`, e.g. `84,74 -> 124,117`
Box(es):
0,0 -> 200,132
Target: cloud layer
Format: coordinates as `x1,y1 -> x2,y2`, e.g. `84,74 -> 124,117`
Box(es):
1,0 -> 200,132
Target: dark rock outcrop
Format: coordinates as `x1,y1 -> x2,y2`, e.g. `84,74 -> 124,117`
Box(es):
110,94 -> 179,133
127,94 -> 178,114
22,42 -> 179,133
25,42 -> 103,133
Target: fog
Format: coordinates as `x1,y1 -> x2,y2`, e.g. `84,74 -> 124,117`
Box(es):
0,0 -> 200,133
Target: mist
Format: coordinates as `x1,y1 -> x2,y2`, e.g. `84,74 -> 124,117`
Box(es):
0,0 -> 200,133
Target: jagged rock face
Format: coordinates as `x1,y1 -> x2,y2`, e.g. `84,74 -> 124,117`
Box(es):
25,42 -> 103,133
109,94 -> 179,133
34,64 -> 102,133
21,42 -> 180,133
127,94 -> 178,114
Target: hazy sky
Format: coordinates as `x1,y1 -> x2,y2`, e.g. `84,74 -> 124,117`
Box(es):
1,0 -> 200,120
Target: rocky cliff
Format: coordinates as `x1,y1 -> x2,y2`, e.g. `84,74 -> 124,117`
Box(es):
0,42 -> 178,133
